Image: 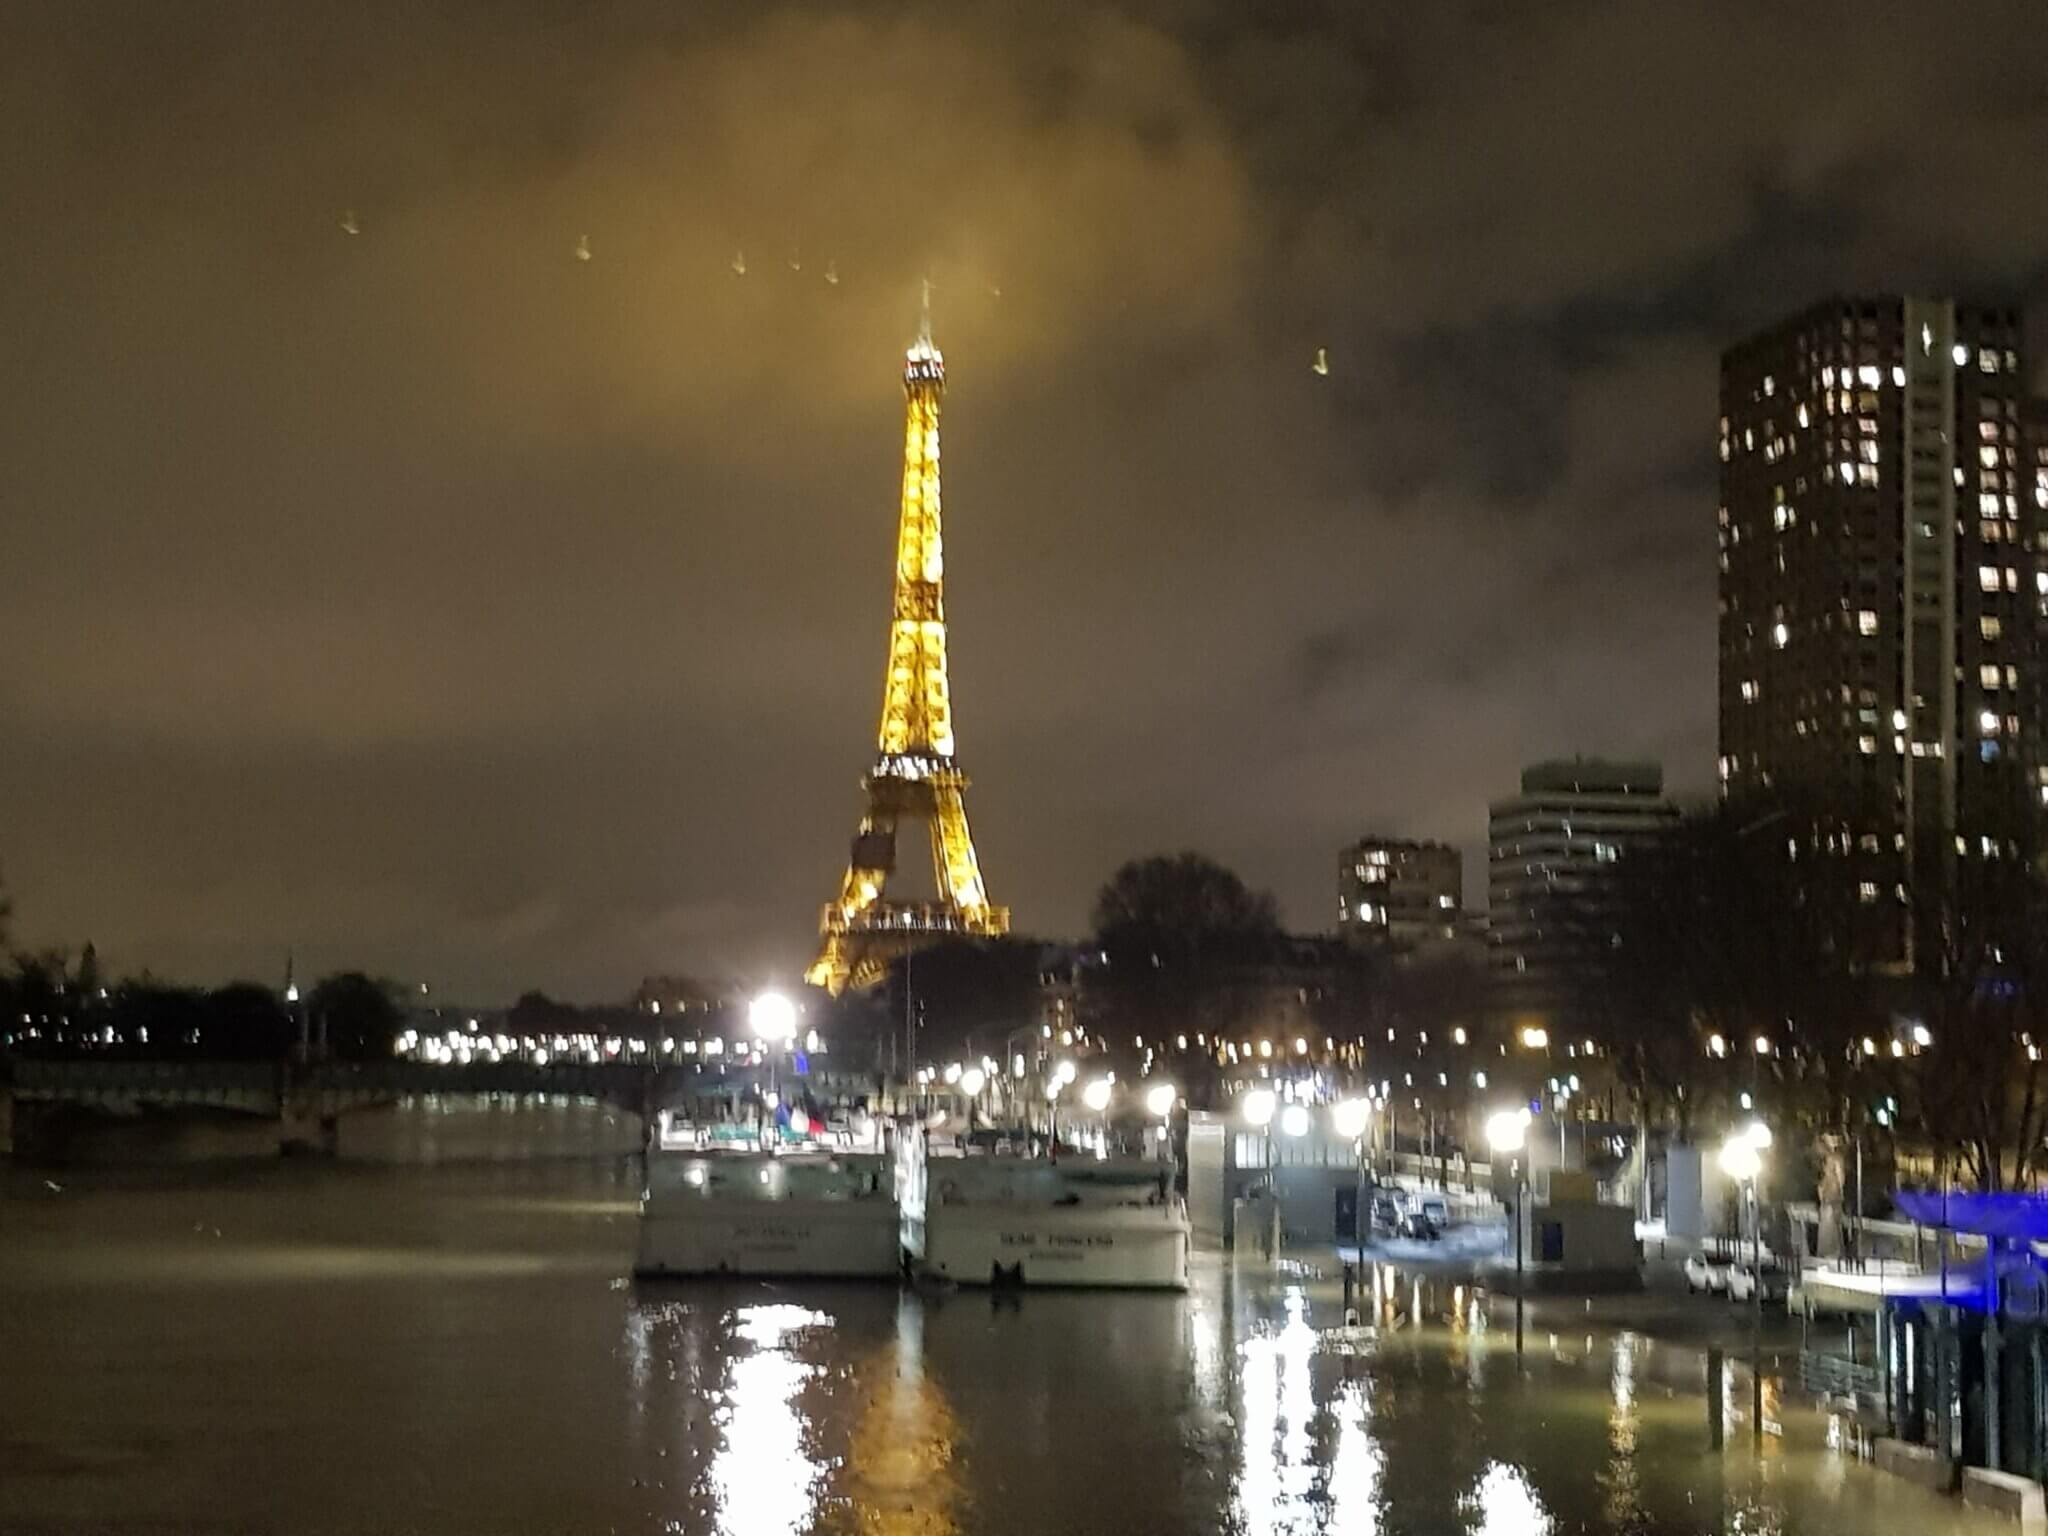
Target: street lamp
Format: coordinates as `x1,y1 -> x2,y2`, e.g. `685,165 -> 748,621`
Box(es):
1487,1107 -> 1533,1356
1279,1103 -> 1310,1138
1145,1083 -> 1177,1119
1719,1122 -> 1770,1444
750,992 -> 799,1145
1333,1099 -> 1371,1252
1241,1088 -> 1276,1128
1082,1078 -> 1112,1113
749,991 -> 798,1044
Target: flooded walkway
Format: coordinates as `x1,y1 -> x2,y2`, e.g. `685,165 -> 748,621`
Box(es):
0,1124 -> 2012,1533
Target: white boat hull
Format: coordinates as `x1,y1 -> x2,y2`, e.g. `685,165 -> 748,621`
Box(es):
636,1197 -> 903,1279
925,1203 -> 1190,1290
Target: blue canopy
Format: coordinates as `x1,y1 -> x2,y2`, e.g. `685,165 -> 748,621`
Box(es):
1896,1190 -> 2048,1242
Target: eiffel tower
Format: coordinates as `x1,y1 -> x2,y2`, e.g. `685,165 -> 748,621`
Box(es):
806,293 -> 1009,994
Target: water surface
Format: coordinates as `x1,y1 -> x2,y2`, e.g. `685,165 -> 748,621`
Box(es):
0,1101 -> 2004,1534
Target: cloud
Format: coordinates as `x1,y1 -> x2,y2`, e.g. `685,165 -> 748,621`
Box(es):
1,1 -> 2044,996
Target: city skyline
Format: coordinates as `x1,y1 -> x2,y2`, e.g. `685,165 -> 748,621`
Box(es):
5,4 -> 2048,999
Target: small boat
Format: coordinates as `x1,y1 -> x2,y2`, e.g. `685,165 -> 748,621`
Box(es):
634,1149 -> 905,1279
920,1157 -> 1190,1290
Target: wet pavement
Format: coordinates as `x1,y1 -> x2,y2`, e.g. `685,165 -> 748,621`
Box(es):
0,1100 -> 2013,1533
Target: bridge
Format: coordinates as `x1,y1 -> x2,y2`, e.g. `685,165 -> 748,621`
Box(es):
0,1056 -> 892,1157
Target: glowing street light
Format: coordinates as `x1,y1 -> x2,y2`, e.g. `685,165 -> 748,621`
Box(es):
1718,1134 -> 1762,1183
1055,1059 -> 1078,1085
959,1066 -> 986,1098
1081,1078 -> 1113,1113
1718,1121 -> 1770,1443
1279,1103 -> 1310,1138
749,991 -> 798,1044
1241,1088 -> 1276,1128
1331,1099 -> 1371,1141
1519,1026 -> 1549,1050
1145,1083 -> 1177,1118
1911,1023 -> 1933,1048
1486,1106 -> 1534,1355
1485,1108 -> 1531,1154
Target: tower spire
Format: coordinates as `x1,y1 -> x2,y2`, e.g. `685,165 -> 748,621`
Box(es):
917,274 -> 933,347
806,302 -> 1008,994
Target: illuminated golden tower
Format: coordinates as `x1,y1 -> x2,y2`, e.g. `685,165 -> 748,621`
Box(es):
807,292 -> 1009,993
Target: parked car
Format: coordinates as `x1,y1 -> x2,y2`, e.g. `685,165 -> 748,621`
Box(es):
1370,1195 -> 1402,1233
1401,1211 -> 1440,1242
1727,1262 -> 1789,1304
1419,1195 -> 1451,1230
1684,1253 -> 1731,1294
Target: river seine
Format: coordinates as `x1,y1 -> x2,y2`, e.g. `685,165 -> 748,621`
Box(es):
0,1098 -> 2004,1534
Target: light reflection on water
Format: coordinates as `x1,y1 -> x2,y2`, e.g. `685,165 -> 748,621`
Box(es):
1234,1287 -> 1322,1535
1464,1461 -> 1554,1536
0,1143 -> 2017,1535
712,1305 -> 827,1536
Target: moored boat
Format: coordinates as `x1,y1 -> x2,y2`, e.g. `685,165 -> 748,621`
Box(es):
920,1157 -> 1190,1290
635,1150 -> 904,1279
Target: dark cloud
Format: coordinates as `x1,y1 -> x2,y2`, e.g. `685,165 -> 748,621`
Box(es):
3,1 -> 2046,997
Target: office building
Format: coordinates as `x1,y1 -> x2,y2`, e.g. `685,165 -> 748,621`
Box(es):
1718,296 -> 2041,964
1488,759 -> 1677,1024
1337,837 -> 1462,950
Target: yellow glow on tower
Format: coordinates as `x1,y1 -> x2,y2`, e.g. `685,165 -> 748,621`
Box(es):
808,305 -> 1008,994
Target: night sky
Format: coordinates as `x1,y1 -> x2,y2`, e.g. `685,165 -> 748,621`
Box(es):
5,2 -> 2047,1000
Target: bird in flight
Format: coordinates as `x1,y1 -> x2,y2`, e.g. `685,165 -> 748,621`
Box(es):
730,250 -> 747,276
575,234 -> 592,262
824,259 -> 839,286
1312,347 -> 1330,376
339,210 -> 360,236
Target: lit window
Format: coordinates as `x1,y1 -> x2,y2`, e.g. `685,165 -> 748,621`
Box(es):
1984,616 -> 2004,641
1858,610 -> 1878,636
1771,622 -> 1789,648
1984,446 -> 2002,468
1859,736 -> 1878,755
1859,882 -> 1879,903
1980,349 -> 1999,374
1983,566 -> 2003,593
1740,679 -> 1759,702
1982,664 -> 2003,690
1953,343 -> 1971,367
1982,710 -> 2001,736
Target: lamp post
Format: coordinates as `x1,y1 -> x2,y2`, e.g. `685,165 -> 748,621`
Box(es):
959,1065 -> 986,1131
1241,1089 -> 1277,1255
750,991 -> 799,1146
1082,1077 -> 1113,1156
1719,1122 -> 1770,1446
1146,1083 -> 1178,1165
1333,1099 -> 1371,1254
1487,1107 -> 1533,1357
